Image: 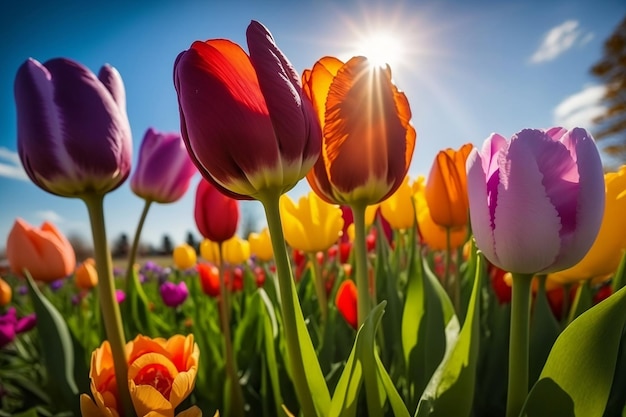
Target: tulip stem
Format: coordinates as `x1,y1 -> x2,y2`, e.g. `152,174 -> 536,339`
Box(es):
307,252 -> 328,325
445,227 -> 460,318
506,273 -> 533,417
217,244 -> 245,417
259,192 -> 319,417
82,193 -> 135,417
351,202 -> 370,327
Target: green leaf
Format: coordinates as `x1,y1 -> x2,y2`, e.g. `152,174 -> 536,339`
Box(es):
522,284 -> 626,417
415,252 -> 483,417
612,250 -> 626,292
25,272 -> 80,416
566,280 -> 593,324
261,289 -> 288,417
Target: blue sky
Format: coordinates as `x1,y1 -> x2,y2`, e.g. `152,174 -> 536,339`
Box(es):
1,0 -> 625,253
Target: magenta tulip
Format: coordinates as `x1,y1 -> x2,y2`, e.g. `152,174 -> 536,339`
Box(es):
173,20 -> 321,200
14,58 -> 131,197
0,307 -> 36,348
131,127 -> 197,203
466,127 -> 605,274
160,281 -> 189,308
195,178 -> 239,243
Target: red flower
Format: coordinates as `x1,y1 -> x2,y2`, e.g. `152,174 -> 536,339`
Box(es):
336,280 -> 358,329
194,178 -> 239,242
198,263 -> 220,297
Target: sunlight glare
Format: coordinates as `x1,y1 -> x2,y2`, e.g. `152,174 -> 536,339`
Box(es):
355,32 -> 405,69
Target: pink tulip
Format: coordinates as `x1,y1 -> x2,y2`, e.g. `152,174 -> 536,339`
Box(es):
130,128 -> 197,203
466,127 -> 605,274
15,58 -> 131,197
173,20 -> 321,200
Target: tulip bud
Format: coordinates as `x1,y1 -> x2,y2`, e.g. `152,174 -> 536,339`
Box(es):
131,128 -> 197,204
75,258 -> 98,290
194,178 -> 239,243
160,281 -> 189,308
335,280 -> 358,330
173,244 -> 197,270
0,277 -> 12,307
248,228 -> 273,262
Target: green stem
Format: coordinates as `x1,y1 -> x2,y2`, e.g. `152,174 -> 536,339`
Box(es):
445,227 -> 461,319
259,192 -> 318,417
217,244 -> 245,417
351,202 -> 370,327
126,199 -> 152,280
506,273 -> 533,417
82,193 -> 135,417
307,252 -> 328,324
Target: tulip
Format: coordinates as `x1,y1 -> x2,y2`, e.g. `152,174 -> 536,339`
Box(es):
15,58 -> 131,198
336,280 -> 358,330
248,228 -> 274,262
194,178 -> 239,243
425,143 -> 473,228
131,128 -> 196,204
80,334 -> 201,417
380,176 -> 416,231
174,20 -> 321,201
413,177 -> 468,250
75,258 -> 98,290
173,244 -> 197,270
222,236 -> 251,265
280,192 -> 344,253
199,239 -> 220,264
550,165 -> 626,283
0,277 -> 12,306
198,263 -> 220,297
302,56 -> 416,206
467,127 -> 604,275
0,307 -> 36,348
466,127 -> 605,417
6,218 -> 75,282
160,281 -> 189,308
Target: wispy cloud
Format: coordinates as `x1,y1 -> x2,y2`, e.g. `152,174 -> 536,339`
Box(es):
35,210 -> 65,223
553,84 -> 606,129
0,147 -> 28,181
530,20 -> 593,64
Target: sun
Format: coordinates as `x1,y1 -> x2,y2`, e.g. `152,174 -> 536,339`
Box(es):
352,31 -> 406,69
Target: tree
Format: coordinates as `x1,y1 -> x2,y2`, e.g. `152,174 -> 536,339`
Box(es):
590,15 -> 626,162
111,233 -> 130,259
185,231 -> 199,252
161,234 -> 174,255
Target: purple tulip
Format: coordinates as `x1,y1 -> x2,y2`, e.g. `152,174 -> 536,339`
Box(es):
0,307 -> 36,348
160,281 -> 189,308
14,58 -> 132,197
131,128 -> 197,203
467,127 -> 605,274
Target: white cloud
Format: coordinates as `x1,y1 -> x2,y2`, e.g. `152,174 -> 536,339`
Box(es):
530,20 -> 593,64
553,84 -> 607,129
0,147 -> 28,181
35,210 -> 65,223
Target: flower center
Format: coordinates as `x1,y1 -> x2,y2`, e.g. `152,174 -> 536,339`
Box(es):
134,364 -> 174,399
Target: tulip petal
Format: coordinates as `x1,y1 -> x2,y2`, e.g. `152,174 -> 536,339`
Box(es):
175,406 -> 203,417
493,134 -> 562,273
466,148 -> 499,266
130,382 -> 174,416
80,393 -> 114,417
170,371 -> 197,408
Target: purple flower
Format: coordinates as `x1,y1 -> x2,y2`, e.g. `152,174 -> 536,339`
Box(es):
49,279 -> 64,292
466,127 -> 605,274
115,289 -> 126,304
159,281 -> 189,308
0,308 -> 36,348
131,128 -> 197,203
14,57 -> 132,197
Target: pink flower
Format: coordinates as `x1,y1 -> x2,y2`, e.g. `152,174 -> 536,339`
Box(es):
160,281 -> 189,308
130,128 -> 197,203
466,127 -> 605,274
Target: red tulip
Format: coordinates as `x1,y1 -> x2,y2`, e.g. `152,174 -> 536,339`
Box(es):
336,280 -> 358,330
194,178 -> 239,243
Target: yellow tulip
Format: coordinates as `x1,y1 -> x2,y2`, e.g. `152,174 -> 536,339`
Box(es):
248,228 -> 273,262
200,239 -> 220,264
172,244 -> 197,270
0,277 -> 11,306
222,236 -> 251,265
424,143 -> 473,228
280,192 -> 344,253
80,334 -> 201,417
414,176 -> 467,250
380,176 -> 415,230
550,165 -> 626,283
75,258 -> 98,290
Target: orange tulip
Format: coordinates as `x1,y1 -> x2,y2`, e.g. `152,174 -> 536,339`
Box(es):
0,277 -> 11,306
80,334 -> 200,417
75,258 -> 98,290
425,143 -> 473,228
6,218 -> 75,282
303,56 -> 416,206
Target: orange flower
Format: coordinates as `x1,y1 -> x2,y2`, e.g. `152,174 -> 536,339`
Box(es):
198,263 -> 221,297
0,277 -> 11,306
75,258 -> 98,290
335,279 -> 358,330
302,56 -> 416,206
424,143 -> 473,228
80,334 -> 200,417
6,218 -> 75,282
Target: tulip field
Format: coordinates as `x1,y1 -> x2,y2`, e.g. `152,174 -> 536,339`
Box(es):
3,18 -> 626,417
